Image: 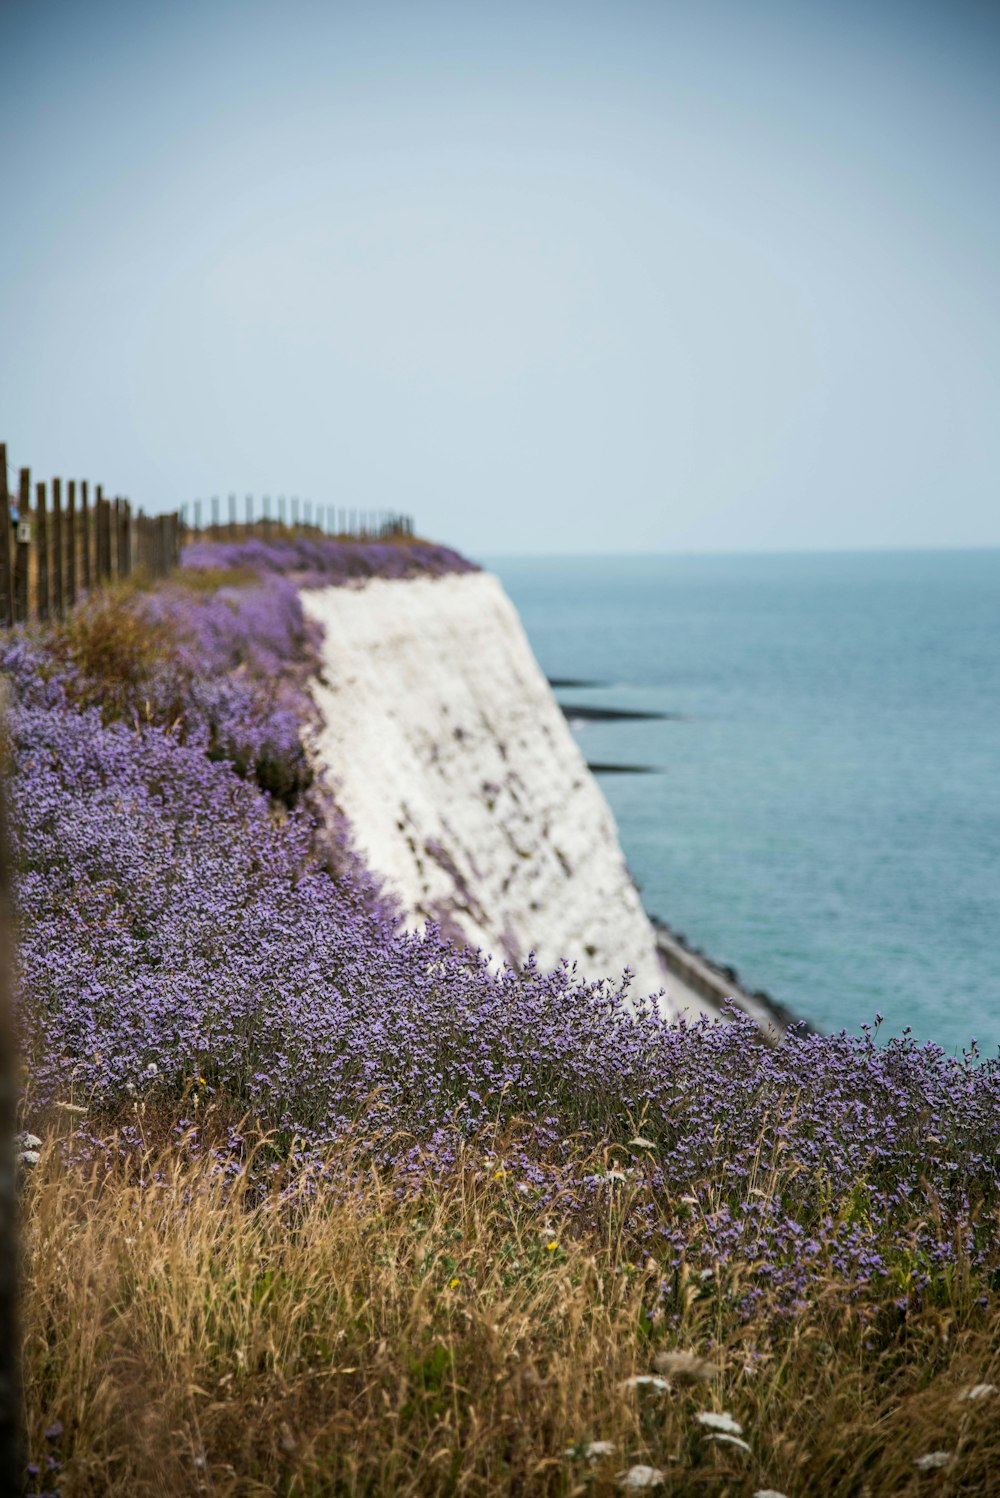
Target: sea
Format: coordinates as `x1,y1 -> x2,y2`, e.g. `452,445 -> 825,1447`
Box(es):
485,550 -> 1000,1055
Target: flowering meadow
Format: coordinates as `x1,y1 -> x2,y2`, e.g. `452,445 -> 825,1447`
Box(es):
7,536 -> 1000,1495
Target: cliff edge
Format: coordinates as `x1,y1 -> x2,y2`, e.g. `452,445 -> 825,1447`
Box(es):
303,570 -> 721,1018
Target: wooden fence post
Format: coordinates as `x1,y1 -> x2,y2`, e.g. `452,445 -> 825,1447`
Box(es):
14,471 -> 29,624
228,494 -> 236,538
79,482 -> 91,593
94,487 -> 106,583
66,481 -> 77,608
102,493 -> 112,582
115,499 -> 126,580
93,487 -> 101,582
36,483 -> 49,621
245,495 -> 253,530
0,448 -> 12,629
51,479 -> 64,620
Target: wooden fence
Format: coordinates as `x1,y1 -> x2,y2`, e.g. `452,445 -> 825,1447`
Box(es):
0,444 -> 180,628
180,497 -> 413,543
0,442 -> 415,629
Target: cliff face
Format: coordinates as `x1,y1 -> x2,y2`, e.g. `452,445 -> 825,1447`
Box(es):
302,571 -> 706,1017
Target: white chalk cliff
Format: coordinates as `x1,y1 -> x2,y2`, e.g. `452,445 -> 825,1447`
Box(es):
303,571 -> 710,1018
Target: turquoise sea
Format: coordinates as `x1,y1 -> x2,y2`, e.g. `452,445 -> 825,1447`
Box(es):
487,551 -> 1000,1054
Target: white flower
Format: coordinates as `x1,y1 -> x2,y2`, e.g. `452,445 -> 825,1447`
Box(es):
621,1375 -> 671,1393
754,1489 -> 791,1498
617,1465 -> 665,1489
15,1132 -> 42,1151
565,1440 -> 616,1460
697,1411 -> 743,1437
958,1383 -> 997,1401
707,1433 -> 751,1455
142,1062 -> 159,1079
628,1136 -> 656,1149
914,1452 -> 952,1472
17,1150 -> 40,1167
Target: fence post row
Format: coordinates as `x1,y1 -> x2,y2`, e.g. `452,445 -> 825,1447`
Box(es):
0,442 -> 416,628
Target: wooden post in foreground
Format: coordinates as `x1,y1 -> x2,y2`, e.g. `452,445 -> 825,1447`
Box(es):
51,479 -> 64,621
66,482 -> 77,609
35,483 -> 49,622
95,488 -> 108,583
0,450 -> 12,630
13,472 -> 29,624
79,481 -> 91,594
115,499 -> 127,580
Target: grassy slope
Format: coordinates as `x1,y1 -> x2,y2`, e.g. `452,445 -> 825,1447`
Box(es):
10,550 -> 1000,1496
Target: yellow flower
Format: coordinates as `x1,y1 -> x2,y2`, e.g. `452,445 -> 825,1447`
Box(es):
449,1277 -> 460,1289
494,1167 -> 507,1179
546,1240 -> 559,1252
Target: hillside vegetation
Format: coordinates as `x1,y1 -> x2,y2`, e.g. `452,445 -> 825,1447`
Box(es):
6,540 -> 1000,1496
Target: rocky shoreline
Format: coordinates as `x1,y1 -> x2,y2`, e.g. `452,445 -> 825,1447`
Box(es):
652,915 -> 815,1038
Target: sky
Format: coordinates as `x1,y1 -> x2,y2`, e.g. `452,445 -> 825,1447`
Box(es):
1,0 -> 998,556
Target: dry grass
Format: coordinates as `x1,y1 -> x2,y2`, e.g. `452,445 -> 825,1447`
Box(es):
48,585 -> 169,719
20,1126 -> 1000,1497
171,566 -> 260,593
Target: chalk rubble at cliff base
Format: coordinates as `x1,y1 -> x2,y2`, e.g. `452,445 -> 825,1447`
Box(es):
303,571 -> 715,1019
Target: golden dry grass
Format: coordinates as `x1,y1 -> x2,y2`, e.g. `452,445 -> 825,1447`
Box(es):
20,1126 -> 1000,1497
48,584 -> 170,720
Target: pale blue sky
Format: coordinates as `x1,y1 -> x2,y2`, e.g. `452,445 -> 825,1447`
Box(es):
2,0 -> 998,554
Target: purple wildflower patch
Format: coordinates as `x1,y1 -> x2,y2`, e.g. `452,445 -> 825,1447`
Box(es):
4,542 -> 1000,1323
181,531 -> 478,586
